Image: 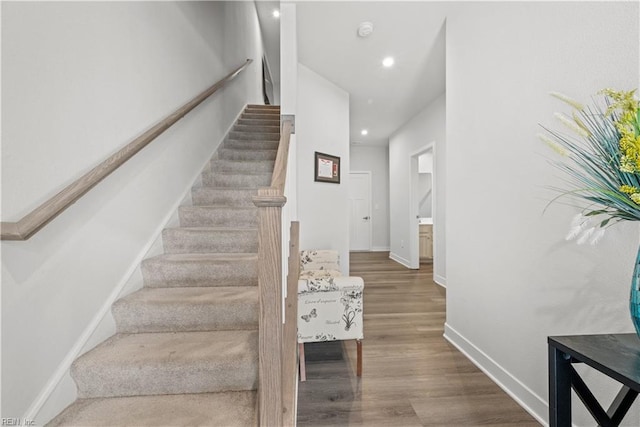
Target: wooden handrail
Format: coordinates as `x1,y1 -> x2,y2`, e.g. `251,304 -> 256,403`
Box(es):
1,59 -> 253,241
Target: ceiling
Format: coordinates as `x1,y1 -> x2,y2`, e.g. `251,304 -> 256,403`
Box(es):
255,2 -> 448,147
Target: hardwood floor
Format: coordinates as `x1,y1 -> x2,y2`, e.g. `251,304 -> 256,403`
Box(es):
296,252 -> 540,426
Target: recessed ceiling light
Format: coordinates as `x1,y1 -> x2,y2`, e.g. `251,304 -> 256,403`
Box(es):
382,57 -> 395,67
361,129 -> 368,136
357,22 -> 374,38
272,10 -> 280,18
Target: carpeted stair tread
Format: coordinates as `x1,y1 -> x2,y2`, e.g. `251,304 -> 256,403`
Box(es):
209,159 -> 275,173
243,109 -> 279,115
229,131 -> 279,141
242,109 -> 280,115
72,330 -> 258,398
141,253 -> 258,288
201,170 -> 272,187
113,286 -> 258,333
162,227 -> 258,254
46,391 -> 257,427
224,139 -> 279,150
179,206 -> 258,227
216,147 -> 277,161
191,187 -> 257,207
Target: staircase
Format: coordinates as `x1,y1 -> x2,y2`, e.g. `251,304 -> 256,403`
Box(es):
48,105 -> 281,427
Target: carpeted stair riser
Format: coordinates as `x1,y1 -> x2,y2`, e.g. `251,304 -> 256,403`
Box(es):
246,104 -> 279,109
46,391 -> 257,427
210,159 -> 275,174
201,171 -> 272,188
224,139 -> 279,150
237,118 -> 280,126
141,254 -> 258,288
233,124 -> 280,134
229,131 -> 279,141
245,105 -> 280,114
244,105 -> 279,110
217,148 -> 277,161
242,112 -> 280,120
179,206 -> 258,227
71,330 -> 258,398
191,188 -> 257,207
162,227 -> 258,254
113,287 -> 258,333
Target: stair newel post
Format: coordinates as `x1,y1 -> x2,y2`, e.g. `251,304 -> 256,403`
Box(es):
253,187 -> 286,426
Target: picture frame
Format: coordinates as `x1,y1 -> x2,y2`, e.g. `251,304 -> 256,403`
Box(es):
314,151 -> 341,184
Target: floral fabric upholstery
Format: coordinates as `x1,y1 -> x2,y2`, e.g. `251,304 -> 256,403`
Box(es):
300,250 -> 342,273
298,269 -> 343,280
297,250 -> 364,344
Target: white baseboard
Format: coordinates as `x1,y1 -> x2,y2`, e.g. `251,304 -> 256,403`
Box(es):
443,323 -> 548,426
29,106 -> 245,426
434,273 -> 446,288
371,246 -> 390,252
389,252 -> 412,269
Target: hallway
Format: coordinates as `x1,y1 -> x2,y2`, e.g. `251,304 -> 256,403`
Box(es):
297,252 -> 540,426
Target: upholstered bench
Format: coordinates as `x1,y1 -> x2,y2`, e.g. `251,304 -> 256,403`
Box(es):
297,250 -> 364,381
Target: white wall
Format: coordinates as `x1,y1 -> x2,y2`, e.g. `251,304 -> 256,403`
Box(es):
389,93 -> 446,282
445,2 -> 639,425
418,174 -> 432,219
350,146 -> 390,251
297,64 -> 350,274
222,1 -> 266,124
281,2 -> 298,221
1,1 -> 264,421
418,152 -> 433,173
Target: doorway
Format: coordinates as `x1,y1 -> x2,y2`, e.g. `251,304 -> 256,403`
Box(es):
409,144 -> 434,269
261,56 -> 274,105
349,171 -> 372,251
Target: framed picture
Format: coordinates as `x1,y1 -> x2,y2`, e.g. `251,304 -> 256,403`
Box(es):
314,152 -> 341,184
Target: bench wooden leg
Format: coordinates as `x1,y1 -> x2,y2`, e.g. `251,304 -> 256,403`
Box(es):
299,343 -> 306,382
356,340 -> 362,377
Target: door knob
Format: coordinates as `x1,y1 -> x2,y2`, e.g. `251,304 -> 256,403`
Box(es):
362,216 -> 370,220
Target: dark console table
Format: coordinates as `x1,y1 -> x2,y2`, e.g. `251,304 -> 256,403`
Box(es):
548,334 -> 640,426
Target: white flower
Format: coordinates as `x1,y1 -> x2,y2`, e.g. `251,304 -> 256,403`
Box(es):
570,213 -> 585,227
589,227 -> 606,245
554,112 -> 591,138
549,91 -> 585,111
566,214 -> 589,240
576,227 -> 595,245
538,133 -> 568,156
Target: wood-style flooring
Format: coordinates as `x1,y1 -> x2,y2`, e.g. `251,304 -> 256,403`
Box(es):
296,252 -> 540,426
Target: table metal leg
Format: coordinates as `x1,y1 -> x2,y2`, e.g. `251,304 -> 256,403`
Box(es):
549,344 -> 572,427
608,385 -> 639,426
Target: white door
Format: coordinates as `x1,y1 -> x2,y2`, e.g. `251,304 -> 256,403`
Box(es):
349,172 -> 372,251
